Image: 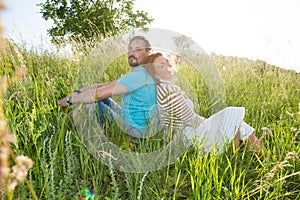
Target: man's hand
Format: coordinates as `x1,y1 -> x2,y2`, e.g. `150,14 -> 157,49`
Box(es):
58,95 -> 71,108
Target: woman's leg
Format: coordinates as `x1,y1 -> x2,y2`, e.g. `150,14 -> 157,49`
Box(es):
234,129 -> 241,149
244,134 -> 263,151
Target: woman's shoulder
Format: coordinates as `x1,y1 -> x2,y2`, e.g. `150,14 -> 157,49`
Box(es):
158,82 -> 182,94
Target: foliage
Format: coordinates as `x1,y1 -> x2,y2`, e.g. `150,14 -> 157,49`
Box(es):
1,42 -> 300,199
38,0 -> 153,45
0,39 -> 37,199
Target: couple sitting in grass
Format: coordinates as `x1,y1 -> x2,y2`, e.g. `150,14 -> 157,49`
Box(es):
58,36 -> 263,155
142,52 -> 263,153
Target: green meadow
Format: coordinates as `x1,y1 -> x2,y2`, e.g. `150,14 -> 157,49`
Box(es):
1,42 -> 299,199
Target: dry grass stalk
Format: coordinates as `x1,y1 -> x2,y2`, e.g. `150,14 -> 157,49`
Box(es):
259,127 -> 272,144
0,2 -> 36,198
281,81 -> 289,100
252,151 -> 300,195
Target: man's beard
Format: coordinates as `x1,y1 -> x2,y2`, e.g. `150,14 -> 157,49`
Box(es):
128,56 -> 139,67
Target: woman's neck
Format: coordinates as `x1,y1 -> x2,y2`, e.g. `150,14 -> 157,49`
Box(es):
160,78 -> 175,84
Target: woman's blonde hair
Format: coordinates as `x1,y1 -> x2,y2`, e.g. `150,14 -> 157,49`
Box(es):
141,52 -> 163,84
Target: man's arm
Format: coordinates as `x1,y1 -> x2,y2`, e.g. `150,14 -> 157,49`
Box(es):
58,81 -> 128,107
76,82 -> 113,93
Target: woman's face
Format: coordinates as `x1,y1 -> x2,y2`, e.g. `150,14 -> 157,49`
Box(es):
153,56 -> 176,81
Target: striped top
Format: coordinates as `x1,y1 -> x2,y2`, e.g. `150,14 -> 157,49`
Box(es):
157,81 -> 205,129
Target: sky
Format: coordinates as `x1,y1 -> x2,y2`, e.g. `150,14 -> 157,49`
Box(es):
1,0 -> 300,72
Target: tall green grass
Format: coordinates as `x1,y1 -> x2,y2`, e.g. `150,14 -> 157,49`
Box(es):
1,43 -> 299,199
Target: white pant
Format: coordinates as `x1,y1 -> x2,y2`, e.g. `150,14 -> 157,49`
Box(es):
182,107 -> 254,153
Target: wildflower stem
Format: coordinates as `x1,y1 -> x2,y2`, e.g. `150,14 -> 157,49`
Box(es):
25,178 -> 38,200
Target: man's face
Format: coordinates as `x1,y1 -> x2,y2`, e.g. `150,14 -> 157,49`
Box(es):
128,39 -> 150,67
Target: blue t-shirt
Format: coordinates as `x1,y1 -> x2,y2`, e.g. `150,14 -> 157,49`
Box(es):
116,66 -> 157,133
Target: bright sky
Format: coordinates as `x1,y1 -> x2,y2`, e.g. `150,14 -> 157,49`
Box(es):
2,0 -> 300,72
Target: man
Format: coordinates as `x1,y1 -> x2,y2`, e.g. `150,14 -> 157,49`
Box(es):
58,36 -> 156,136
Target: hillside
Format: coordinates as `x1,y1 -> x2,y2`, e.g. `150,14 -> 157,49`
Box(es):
1,44 -> 299,199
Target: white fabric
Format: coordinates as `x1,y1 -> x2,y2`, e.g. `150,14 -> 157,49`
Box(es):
157,82 -> 254,153
182,107 -> 254,153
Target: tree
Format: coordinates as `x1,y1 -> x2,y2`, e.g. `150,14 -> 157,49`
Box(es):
38,0 -> 153,45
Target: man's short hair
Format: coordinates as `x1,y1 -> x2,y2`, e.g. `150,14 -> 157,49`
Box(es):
129,36 -> 152,52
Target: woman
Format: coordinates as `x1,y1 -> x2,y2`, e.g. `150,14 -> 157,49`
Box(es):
142,53 -> 263,153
